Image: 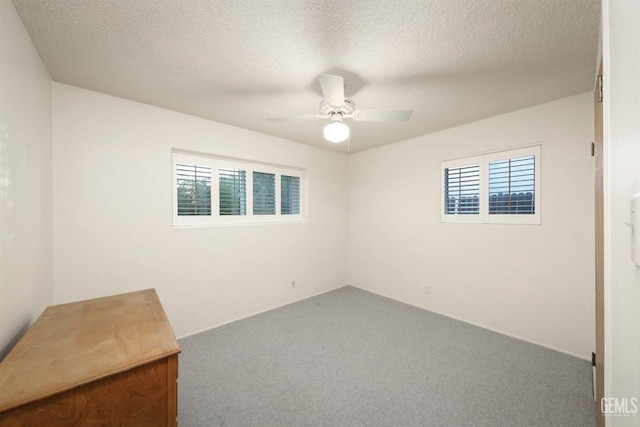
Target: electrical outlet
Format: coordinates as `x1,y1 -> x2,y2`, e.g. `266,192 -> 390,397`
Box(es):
423,286 -> 431,295
291,280 -> 296,289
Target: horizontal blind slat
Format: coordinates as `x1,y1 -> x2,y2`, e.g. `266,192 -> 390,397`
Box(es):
444,164 -> 480,215
281,175 -> 301,214
219,168 -> 247,216
253,171 -> 276,215
176,163 -> 212,216
488,155 -> 535,215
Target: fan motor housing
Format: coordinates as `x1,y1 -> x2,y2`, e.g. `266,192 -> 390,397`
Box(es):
320,98 -> 354,116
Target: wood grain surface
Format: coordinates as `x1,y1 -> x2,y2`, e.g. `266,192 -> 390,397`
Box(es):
0,357 -> 174,426
0,289 -> 180,425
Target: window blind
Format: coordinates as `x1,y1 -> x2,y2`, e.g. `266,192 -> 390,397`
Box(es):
176,163 -> 212,216
444,164 -> 480,214
219,168 -> 247,216
488,155 -> 535,214
253,172 -> 275,215
281,175 -> 300,215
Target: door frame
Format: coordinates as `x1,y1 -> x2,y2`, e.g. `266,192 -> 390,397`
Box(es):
594,59 -> 605,427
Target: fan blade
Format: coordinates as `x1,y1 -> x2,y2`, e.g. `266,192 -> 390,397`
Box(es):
319,74 -> 345,106
267,114 -> 326,122
351,109 -> 413,122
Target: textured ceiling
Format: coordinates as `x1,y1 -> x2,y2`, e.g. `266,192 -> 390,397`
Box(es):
13,0 -> 600,153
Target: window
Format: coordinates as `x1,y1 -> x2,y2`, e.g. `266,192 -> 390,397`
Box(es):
173,152 -> 303,226
444,164 -> 480,215
281,175 -> 300,215
219,168 -> 247,216
488,155 -> 535,215
176,163 -> 212,216
441,145 -> 540,224
253,172 -> 275,215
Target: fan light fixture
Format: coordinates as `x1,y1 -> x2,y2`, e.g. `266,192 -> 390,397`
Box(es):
323,115 -> 349,143
267,74 -> 413,145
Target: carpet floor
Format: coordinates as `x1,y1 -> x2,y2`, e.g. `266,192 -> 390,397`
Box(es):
178,286 -> 595,426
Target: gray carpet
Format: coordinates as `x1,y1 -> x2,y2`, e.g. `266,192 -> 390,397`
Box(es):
178,286 -> 595,427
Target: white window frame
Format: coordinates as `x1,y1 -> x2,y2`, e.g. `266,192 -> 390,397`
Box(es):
172,151 -> 304,226
440,145 -> 541,225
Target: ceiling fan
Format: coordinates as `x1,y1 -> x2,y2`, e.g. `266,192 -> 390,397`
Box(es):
268,74 -> 413,143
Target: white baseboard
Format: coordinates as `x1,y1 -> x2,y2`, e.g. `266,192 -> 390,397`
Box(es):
346,283 -> 591,362
179,282 -> 591,363
177,283 -> 349,340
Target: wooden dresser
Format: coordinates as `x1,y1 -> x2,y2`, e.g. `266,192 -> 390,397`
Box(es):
0,289 -> 181,426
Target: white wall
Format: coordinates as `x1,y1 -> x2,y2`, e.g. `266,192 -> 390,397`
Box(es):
52,83 -> 348,338
0,0 -> 53,359
348,93 -> 595,359
602,0 -> 640,424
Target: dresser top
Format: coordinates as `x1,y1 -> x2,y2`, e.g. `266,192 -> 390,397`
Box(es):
0,289 -> 181,412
